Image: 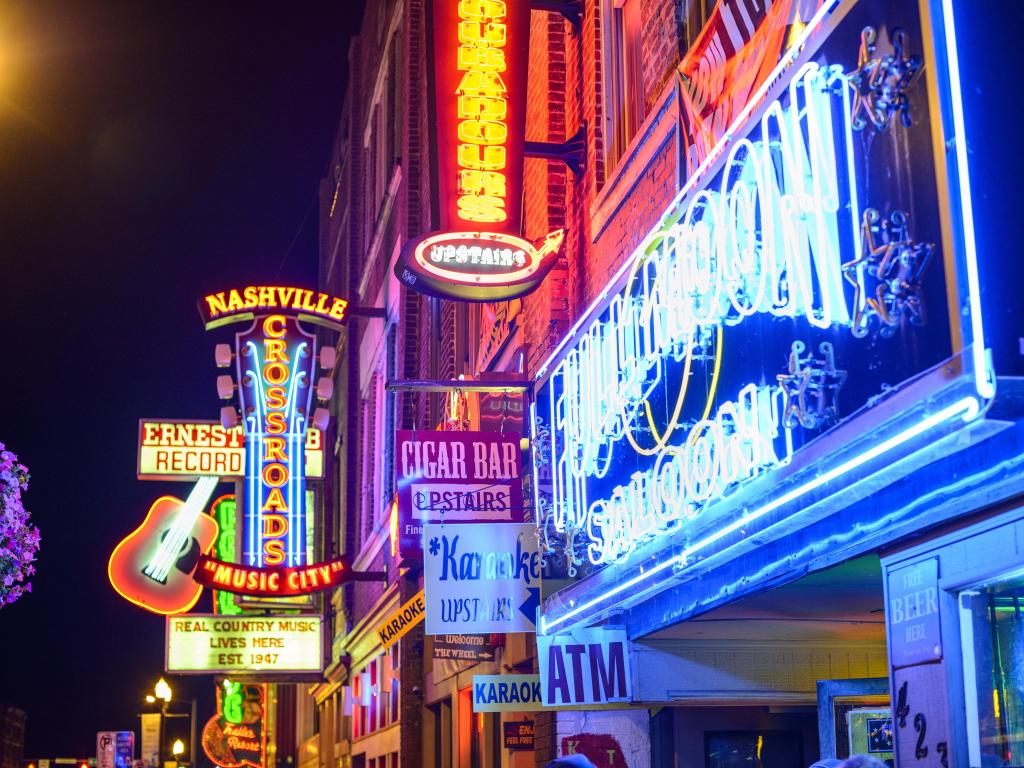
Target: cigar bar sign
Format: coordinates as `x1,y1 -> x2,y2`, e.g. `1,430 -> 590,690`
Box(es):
396,430 -> 523,558
166,614 -> 323,674
137,420 -> 324,480
395,0 -> 563,300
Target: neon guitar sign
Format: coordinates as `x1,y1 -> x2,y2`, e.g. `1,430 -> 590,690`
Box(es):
108,476 -> 220,614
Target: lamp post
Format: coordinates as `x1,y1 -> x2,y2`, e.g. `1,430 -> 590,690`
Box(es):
145,678 -> 196,768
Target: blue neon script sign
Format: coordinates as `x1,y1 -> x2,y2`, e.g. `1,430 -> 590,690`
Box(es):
532,0 -> 993,614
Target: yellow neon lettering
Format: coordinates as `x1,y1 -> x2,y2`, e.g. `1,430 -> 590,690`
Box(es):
263,315 -> 287,338
262,487 -> 287,512
264,539 -> 285,566
457,119 -> 507,146
457,144 -> 506,170
266,411 -> 287,434
226,290 -> 244,311
457,95 -> 507,121
263,362 -> 289,385
457,45 -> 506,72
458,21 -> 506,47
458,194 -> 507,222
262,463 -> 288,487
205,293 -> 228,317
458,0 -> 507,21
456,69 -> 507,98
262,514 -> 288,537
459,169 -> 507,197
264,437 -> 287,462
264,338 -> 288,362
266,386 -> 287,409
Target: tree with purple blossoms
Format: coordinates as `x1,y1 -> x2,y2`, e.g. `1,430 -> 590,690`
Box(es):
0,442 -> 40,606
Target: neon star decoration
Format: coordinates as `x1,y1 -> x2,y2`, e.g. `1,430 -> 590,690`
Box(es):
777,341 -> 847,431
843,209 -> 934,338
850,27 -> 924,131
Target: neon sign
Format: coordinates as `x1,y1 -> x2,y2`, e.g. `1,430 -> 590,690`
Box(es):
396,0 -> 563,301
532,0 -> 995,636
194,555 -> 354,597
199,285 -> 348,330
541,62 -> 857,565
137,420 -> 324,481
202,682 -> 267,768
235,315 -> 315,568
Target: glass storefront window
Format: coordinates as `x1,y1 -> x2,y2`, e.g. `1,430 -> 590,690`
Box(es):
959,575 -> 1024,768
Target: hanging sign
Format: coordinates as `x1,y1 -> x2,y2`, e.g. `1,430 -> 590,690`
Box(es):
537,628 -> 632,706
166,614 -> 323,674
202,682 -> 267,768
472,674 -> 545,713
396,0 -> 564,300
396,430 -> 524,558
423,522 -> 540,634
503,721 -> 534,750
137,420 -> 324,481
194,555 -> 355,597
887,558 -> 942,668
376,590 -> 426,649
432,633 -> 496,662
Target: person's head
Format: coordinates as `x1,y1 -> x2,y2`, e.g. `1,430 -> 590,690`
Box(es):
809,760 -> 842,768
839,756 -> 888,768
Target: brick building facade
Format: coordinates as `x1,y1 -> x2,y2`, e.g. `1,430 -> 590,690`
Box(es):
305,1 -> 725,766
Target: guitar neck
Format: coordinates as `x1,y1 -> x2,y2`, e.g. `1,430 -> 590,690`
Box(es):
143,475 -> 219,581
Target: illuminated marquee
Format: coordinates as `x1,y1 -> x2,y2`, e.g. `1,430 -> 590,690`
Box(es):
137,420 -> 324,481
235,315 -> 316,569
396,0 -> 563,301
199,286 -> 348,330
166,614 -> 323,674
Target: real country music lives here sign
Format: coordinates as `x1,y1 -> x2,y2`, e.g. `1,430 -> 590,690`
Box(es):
395,0 -> 564,300
396,430 -> 524,559
166,614 -> 323,674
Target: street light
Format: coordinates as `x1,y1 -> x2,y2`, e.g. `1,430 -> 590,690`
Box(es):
145,678 -> 196,768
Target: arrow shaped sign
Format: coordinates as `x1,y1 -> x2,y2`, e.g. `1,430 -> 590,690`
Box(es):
423,522 -> 540,634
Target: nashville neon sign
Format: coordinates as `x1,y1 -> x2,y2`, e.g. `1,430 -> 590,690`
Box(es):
542,62 -> 861,565
199,286 -> 348,330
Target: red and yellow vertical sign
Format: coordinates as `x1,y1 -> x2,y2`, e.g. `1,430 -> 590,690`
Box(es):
434,0 -> 530,236
397,0 -> 563,300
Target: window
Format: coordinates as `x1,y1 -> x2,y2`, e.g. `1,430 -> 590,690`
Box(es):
960,575 -> 1024,767
601,0 -> 644,175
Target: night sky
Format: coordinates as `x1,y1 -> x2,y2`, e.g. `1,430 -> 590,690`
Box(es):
0,1 -> 361,756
